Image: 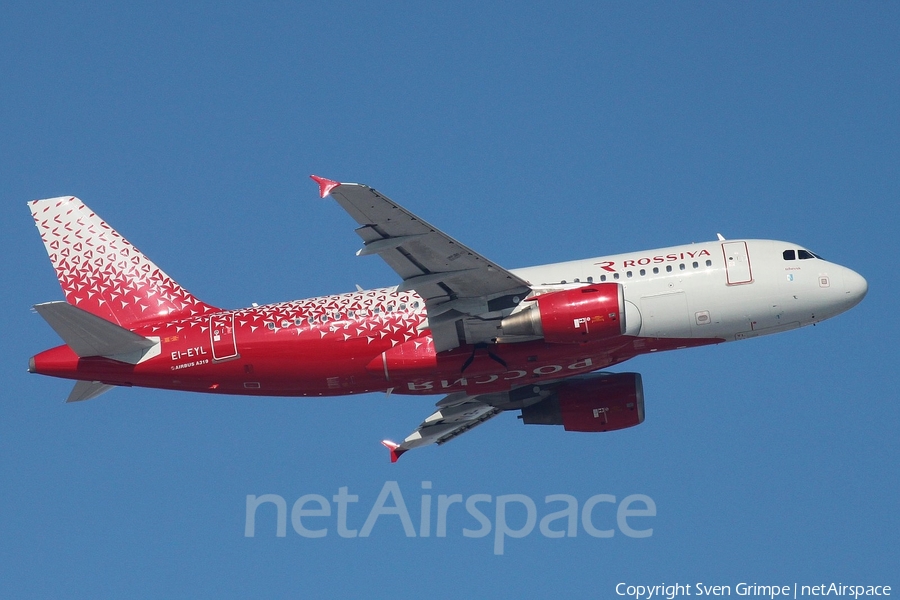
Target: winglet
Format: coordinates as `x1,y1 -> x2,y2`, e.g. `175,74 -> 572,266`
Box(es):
381,440 -> 406,463
310,175 -> 341,198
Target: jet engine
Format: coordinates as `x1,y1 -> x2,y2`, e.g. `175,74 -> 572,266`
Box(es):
520,372 -> 644,432
500,284 -> 627,343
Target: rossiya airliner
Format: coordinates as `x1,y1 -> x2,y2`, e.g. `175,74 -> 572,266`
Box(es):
27,176 -> 867,461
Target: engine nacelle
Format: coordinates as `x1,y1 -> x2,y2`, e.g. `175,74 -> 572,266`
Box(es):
500,284 -> 626,343
520,372 -> 644,432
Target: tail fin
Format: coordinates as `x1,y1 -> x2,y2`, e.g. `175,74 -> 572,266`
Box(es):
29,196 -> 219,327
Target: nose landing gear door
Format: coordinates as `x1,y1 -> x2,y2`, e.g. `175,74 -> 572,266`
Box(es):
722,241 -> 753,285
210,313 -> 239,362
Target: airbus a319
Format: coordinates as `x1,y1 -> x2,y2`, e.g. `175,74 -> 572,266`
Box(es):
27,176 -> 867,460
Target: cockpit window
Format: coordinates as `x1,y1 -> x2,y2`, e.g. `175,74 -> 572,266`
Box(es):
783,249 -> 796,260
798,250 -> 815,260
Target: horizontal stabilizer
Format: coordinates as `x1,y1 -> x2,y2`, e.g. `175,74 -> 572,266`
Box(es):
67,380 -> 115,403
34,301 -> 157,363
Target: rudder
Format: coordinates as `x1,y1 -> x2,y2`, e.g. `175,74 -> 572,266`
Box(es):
29,196 -> 219,327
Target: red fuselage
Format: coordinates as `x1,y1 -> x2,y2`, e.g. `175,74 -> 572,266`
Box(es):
32,288 -> 720,397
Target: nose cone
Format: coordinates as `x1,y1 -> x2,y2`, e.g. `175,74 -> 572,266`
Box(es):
843,268 -> 868,309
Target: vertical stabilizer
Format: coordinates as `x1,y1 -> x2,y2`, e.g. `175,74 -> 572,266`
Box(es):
29,197 -> 219,327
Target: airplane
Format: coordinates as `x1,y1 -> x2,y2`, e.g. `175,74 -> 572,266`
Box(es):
27,176 -> 868,461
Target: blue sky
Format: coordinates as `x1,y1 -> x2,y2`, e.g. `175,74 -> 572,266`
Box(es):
1,2 -> 897,598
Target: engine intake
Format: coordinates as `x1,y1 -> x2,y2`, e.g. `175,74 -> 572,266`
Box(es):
501,284 -> 626,343
521,372 -> 644,432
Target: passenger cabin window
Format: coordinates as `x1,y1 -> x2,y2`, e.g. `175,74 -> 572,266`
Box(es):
783,250 -> 796,260
600,275 -> 607,282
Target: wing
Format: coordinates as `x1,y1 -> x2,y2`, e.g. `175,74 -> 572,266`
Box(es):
312,176 -> 532,352
379,386 -> 552,462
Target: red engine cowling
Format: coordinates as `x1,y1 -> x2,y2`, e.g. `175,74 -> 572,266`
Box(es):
500,283 -> 626,344
520,372 -> 644,432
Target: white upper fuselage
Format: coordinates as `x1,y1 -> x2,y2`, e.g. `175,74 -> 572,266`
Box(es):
511,239 -> 867,342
